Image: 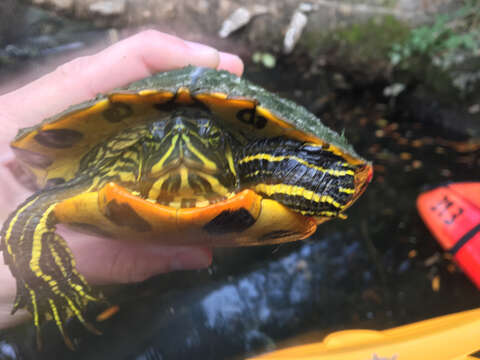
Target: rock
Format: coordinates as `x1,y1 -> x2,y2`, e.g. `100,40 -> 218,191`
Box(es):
283,10 -> 308,54
0,0 -> 26,46
89,0 -> 126,16
32,0 -> 73,10
219,7 -> 252,38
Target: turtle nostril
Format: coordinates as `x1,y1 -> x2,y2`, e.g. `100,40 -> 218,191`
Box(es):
173,125 -> 185,134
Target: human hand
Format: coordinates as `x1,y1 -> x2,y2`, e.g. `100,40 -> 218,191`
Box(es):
0,30 -> 244,329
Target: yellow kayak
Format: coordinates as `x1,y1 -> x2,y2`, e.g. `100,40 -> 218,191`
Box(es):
250,307 -> 480,360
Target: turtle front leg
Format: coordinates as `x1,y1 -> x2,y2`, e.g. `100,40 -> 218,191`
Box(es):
1,186 -> 102,349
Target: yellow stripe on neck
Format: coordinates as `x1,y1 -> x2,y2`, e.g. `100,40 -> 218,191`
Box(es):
239,153 -> 354,177
253,183 -> 344,209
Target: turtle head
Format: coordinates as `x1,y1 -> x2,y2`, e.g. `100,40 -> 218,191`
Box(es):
143,107 -> 238,205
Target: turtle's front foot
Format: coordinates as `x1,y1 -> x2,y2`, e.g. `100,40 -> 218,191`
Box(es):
0,171 -> 104,349
8,233 -> 102,350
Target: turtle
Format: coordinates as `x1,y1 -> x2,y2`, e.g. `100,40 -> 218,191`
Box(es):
1,66 -> 372,348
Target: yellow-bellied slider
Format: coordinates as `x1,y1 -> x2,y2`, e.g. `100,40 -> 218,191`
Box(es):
1,66 -> 372,348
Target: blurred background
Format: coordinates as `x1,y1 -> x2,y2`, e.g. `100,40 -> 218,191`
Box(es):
0,0 -> 479,359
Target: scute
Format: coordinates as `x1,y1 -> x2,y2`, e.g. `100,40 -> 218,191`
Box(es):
11,66 -> 365,188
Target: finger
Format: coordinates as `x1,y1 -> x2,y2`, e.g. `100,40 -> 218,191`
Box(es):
0,264 -> 18,304
0,263 -> 30,329
218,52 -> 244,74
65,230 -> 212,285
1,30 -> 243,137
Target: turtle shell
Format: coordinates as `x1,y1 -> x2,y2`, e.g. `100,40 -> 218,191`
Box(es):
11,66 -> 368,189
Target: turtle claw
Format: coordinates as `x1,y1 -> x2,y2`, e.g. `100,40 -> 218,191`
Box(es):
83,321 -> 103,336
8,232 -> 103,349
13,276 -> 101,350
35,327 -> 43,352
25,283 -> 102,349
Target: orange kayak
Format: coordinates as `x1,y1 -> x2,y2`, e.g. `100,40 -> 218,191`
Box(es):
249,307 -> 480,360
417,182 -> 480,289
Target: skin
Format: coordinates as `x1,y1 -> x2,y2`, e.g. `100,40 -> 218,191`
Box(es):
0,30 -> 244,329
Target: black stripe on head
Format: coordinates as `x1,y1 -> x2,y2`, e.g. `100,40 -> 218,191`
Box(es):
188,173 -> 213,195
181,135 -> 209,165
109,165 -> 138,176
109,156 -> 140,168
161,174 -> 181,194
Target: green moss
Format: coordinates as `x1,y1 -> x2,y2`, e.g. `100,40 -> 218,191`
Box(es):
389,1 -> 480,98
301,15 -> 410,67
335,16 -> 411,62
390,2 -> 480,69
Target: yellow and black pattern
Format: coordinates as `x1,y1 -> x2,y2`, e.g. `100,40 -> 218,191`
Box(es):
237,137 -> 356,218
2,124 -> 166,348
0,107 -> 242,348
0,178 -> 101,350
79,125 -> 147,190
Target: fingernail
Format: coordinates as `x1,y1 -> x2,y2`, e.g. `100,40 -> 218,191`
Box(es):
218,52 -> 244,76
170,248 -> 212,271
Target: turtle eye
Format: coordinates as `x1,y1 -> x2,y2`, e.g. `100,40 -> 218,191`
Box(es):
208,131 -> 222,148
